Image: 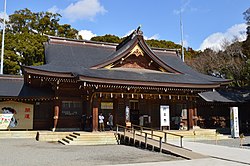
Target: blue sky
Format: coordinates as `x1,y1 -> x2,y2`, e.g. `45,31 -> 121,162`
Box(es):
1,0 -> 249,50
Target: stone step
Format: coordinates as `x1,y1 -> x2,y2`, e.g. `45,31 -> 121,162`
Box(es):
69,141 -> 117,145
62,137 -> 72,143
73,132 -> 115,136
74,137 -> 116,141
141,129 -> 229,141
69,133 -> 78,138
73,132 -> 81,136
58,139 -> 69,145
168,129 -> 217,135
0,131 -> 37,139
58,132 -> 118,145
66,135 -> 76,141
37,131 -> 74,141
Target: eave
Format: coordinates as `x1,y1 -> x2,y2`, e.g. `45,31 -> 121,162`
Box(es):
23,66 -> 75,78
78,75 -> 221,89
23,66 -> 226,89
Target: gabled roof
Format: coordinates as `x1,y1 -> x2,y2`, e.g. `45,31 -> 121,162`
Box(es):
91,29 -> 180,74
24,28 -> 231,88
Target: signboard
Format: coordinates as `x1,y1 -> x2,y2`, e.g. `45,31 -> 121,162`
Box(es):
230,107 -> 239,138
0,101 -> 33,129
160,105 -> 170,127
101,102 -> 113,110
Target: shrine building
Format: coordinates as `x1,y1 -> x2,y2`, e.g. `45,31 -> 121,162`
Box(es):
0,28 -> 233,131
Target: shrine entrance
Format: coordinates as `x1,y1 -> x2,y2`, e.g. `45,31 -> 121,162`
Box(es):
130,100 -> 139,125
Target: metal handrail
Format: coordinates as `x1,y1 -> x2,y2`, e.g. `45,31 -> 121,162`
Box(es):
131,124 -> 184,147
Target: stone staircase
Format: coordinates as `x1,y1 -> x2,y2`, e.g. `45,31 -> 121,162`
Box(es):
58,132 -> 118,145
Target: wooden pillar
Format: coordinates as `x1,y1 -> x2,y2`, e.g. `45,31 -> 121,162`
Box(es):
52,102 -> 60,132
91,95 -> 99,131
188,108 -> 194,130
92,107 -> 98,131
187,103 -> 197,130
193,107 -> 198,127
53,83 -> 60,132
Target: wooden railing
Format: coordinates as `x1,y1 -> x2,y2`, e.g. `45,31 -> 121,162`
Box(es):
131,124 -> 184,148
116,124 -> 163,151
116,124 -> 184,148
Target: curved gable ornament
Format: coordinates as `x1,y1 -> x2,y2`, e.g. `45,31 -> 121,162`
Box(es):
91,28 -> 182,74
129,45 -> 144,57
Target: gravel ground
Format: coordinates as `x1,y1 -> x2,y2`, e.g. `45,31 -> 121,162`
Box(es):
0,139 -> 182,166
195,136 -> 250,149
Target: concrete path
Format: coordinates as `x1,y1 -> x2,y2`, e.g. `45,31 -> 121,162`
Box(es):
113,138 -> 250,166
109,158 -> 247,166
183,141 -> 250,165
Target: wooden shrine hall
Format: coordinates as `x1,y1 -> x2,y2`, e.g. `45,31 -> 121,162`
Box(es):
0,28 -> 230,131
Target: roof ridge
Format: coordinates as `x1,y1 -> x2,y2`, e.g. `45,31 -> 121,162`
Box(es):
48,35 -> 118,48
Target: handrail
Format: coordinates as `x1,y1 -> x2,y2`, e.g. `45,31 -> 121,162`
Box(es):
140,131 -> 162,138
116,124 -> 162,138
131,124 -> 183,137
116,124 -> 163,151
131,124 -> 183,147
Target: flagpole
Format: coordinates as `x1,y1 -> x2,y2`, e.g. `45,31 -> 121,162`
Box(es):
0,0 -> 6,74
180,10 -> 185,62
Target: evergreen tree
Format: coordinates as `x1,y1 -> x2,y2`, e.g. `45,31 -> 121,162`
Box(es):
0,8 -> 80,74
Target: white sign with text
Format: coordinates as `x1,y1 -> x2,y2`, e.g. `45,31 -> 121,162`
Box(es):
230,107 -> 239,138
160,105 -> 170,127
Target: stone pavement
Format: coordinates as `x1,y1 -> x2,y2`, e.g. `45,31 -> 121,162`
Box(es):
1,137 -> 250,166
0,139 -> 181,166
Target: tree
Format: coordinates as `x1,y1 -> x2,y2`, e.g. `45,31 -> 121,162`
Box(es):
57,24 -> 79,39
0,8 -> 80,74
188,40 -> 249,87
243,7 -> 250,34
146,39 -> 181,49
242,7 -> 250,58
91,34 -> 121,43
187,7 -> 250,87
188,48 -> 223,76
